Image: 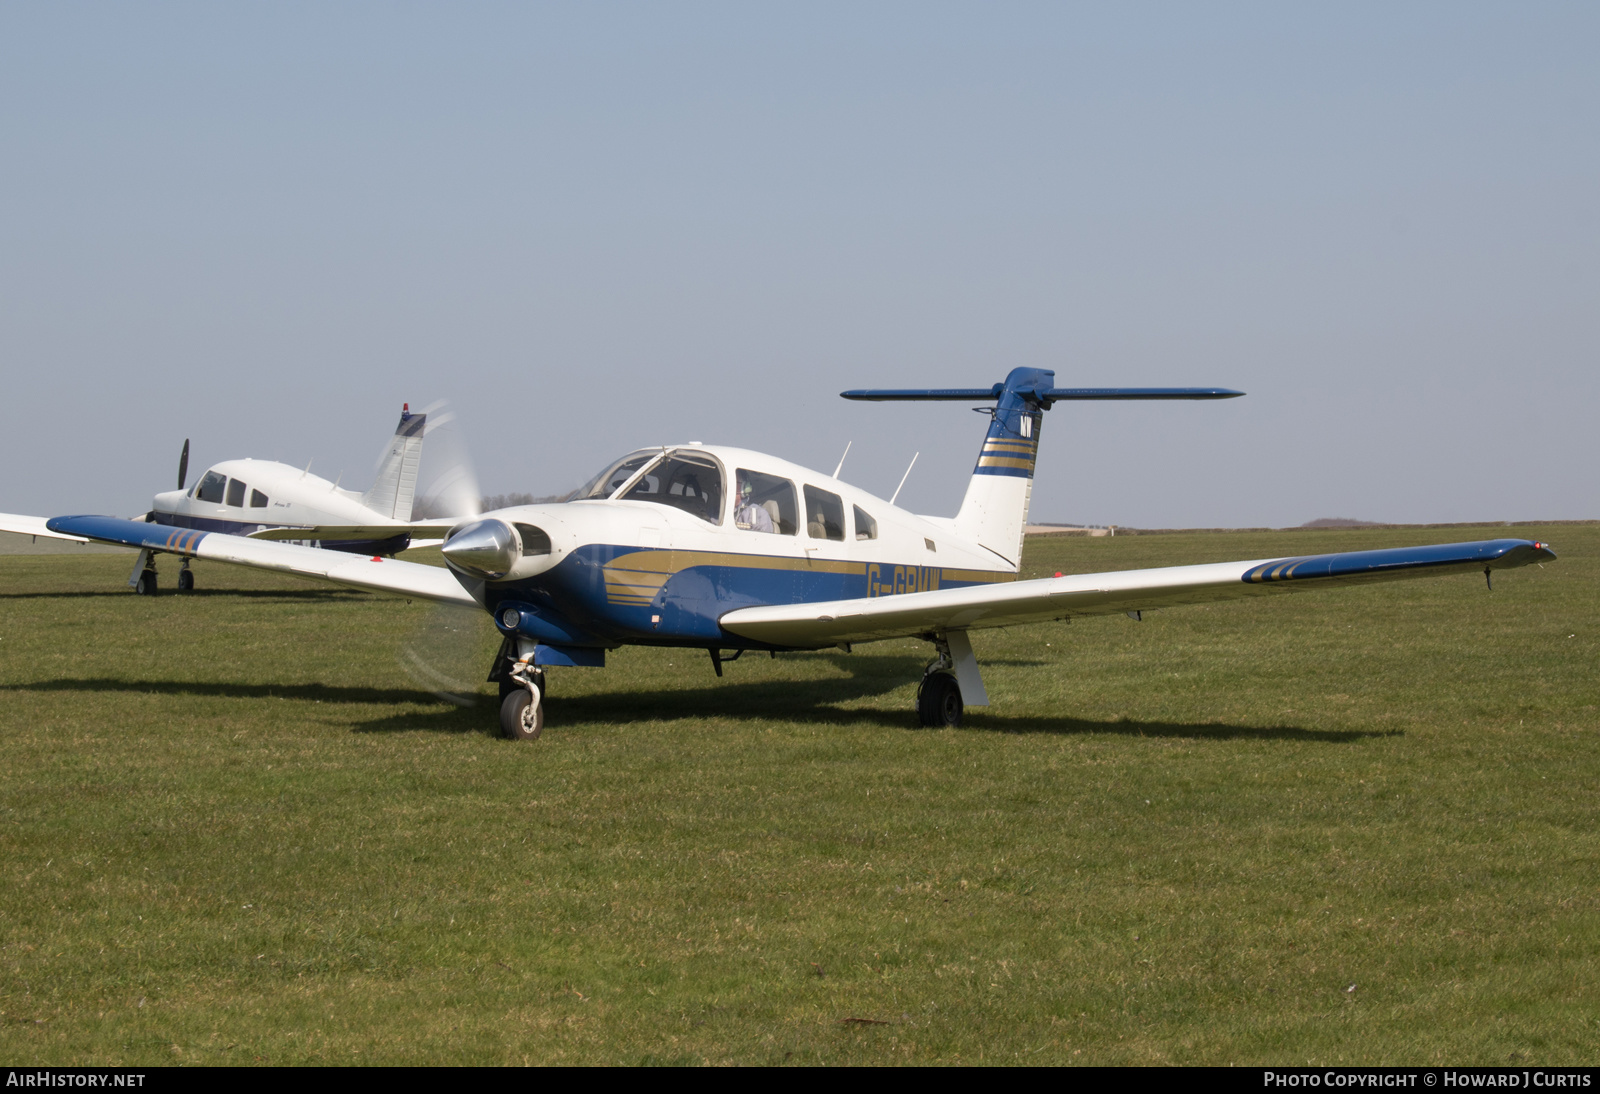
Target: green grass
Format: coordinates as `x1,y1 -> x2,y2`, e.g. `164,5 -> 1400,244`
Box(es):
1,526 -> 1595,1065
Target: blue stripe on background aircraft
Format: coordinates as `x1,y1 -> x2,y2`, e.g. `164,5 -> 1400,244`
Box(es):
16,368 -> 1556,739
0,404 -> 472,593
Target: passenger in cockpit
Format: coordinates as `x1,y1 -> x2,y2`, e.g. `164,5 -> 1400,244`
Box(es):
734,476 -> 775,533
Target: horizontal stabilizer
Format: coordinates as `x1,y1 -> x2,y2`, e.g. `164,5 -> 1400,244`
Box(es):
44,515 -> 477,607
841,386 -> 1243,404
720,538 -> 1554,648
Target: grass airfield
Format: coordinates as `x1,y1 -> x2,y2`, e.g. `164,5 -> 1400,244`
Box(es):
0,526 -> 1595,1066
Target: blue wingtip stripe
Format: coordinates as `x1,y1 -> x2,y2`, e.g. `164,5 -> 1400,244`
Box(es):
46,515 -> 213,555
1242,539 -> 1555,584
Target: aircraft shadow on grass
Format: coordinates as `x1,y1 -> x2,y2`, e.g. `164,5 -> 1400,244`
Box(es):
6,652 -> 1395,744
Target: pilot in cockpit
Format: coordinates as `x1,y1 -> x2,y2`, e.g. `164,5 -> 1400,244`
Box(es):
734,475 -> 775,533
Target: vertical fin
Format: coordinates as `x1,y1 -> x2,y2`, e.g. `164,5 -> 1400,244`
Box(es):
362,405 -> 428,521
951,367 -> 1051,570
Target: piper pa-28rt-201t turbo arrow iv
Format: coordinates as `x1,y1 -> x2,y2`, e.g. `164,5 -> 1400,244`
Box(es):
2,404 -> 472,593
35,368 -> 1556,739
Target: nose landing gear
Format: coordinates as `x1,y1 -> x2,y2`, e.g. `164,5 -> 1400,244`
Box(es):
495,649 -> 546,742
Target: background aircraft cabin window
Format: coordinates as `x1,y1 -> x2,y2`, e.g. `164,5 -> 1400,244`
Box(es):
804,486 -> 845,541
250,490 -> 269,508
195,470 -> 227,504
225,479 -> 247,507
734,469 -> 796,535
620,451 -> 724,524
577,451 -> 658,500
853,505 -> 878,541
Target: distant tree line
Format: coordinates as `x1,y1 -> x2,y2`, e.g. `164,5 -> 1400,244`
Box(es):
480,491 -> 575,509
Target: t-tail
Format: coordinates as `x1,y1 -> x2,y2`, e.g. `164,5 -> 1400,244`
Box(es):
842,368 -> 1244,569
362,403 -> 428,521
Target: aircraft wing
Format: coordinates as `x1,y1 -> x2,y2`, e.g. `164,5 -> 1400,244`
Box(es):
244,520 -> 460,542
719,538 -> 1555,647
0,511 -> 91,544
43,515 -> 479,607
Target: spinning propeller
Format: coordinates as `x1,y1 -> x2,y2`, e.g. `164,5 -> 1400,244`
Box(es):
177,439 -> 190,491
396,401 -> 497,706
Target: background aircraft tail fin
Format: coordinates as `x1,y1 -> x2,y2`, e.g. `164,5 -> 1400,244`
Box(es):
362,404 -> 427,521
842,373 -> 1243,570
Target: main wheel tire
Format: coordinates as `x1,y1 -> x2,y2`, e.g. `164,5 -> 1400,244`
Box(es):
177,570 -> 194,592
916,672 -> 963,727
135,571 -> 158,596
499,686 -> 544,742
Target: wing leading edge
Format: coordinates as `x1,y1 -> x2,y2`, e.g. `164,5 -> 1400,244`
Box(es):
719,538 -> 1555,647
44,515 -> 478,607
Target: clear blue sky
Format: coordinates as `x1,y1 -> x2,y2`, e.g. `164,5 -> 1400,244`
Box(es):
3,2 -> 1595,527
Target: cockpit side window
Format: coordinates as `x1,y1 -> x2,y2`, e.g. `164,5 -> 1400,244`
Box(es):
225,479 -> 247,507
250,489 -> 269,508
804,486 -> 845,541
853,505 -> 878,541
734,469 -> 797,535
620,451 -> 724,524
195,470 -> 227,504
577,451 -> 658,500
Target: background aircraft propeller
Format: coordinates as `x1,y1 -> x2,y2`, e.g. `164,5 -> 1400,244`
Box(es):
177,439 -> 190,491
397,400 -> 494,705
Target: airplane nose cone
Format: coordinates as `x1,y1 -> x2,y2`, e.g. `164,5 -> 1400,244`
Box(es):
441,518 -> 519,580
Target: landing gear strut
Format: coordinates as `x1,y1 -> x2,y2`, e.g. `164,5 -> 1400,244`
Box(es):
129,550 -> 159,596
914,631 -> 988,728
491,638 -> 546,742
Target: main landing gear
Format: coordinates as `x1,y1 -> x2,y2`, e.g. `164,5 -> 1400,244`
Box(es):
915,631 -> 990,728
490,638 -> 547,742
129,550 -> 158,596
128,550 -> 196,595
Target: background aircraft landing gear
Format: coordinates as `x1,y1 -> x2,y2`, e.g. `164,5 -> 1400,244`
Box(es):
177,560 -> 194,592
917,671 -> 963,727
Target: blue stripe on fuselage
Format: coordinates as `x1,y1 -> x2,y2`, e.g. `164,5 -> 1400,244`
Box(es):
483,543 -> 1011,649
152,513 -> 409,556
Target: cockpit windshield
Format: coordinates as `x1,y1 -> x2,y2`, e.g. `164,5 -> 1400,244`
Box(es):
576,450 -> 659,500
620,450 -> 724,524
576,448 -> 726,525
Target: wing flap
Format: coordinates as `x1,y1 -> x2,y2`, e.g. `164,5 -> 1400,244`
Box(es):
719,538 -> 1555,647
44,515 -> 478,607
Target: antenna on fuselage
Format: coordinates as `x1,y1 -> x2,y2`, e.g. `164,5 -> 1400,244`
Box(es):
832,441 -> 851,479
889,451 -> 919,506
301,458 -> 313,480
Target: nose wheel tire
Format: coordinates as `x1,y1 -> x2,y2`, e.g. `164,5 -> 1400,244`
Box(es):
916,672 -> 964,727
500,686 -> 544,742
135,571 -> 158,596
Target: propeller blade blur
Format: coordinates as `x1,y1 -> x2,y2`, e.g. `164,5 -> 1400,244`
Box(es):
177,439 -> 189,491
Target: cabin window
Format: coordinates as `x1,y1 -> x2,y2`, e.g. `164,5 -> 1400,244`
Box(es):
250,490 -> 269,508
853,505 -> 878,541
225,479 -> 247,507
925,538 -> 937,552
804,486 -> 845,541
619,450 -> 725,524
577,451 -> 659,500
195,470 -> 227,504
734,469 -> 796,535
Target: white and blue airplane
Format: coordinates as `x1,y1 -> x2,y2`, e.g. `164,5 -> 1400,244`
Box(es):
33,368 -> 1555,739
2,404 -> 465,594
